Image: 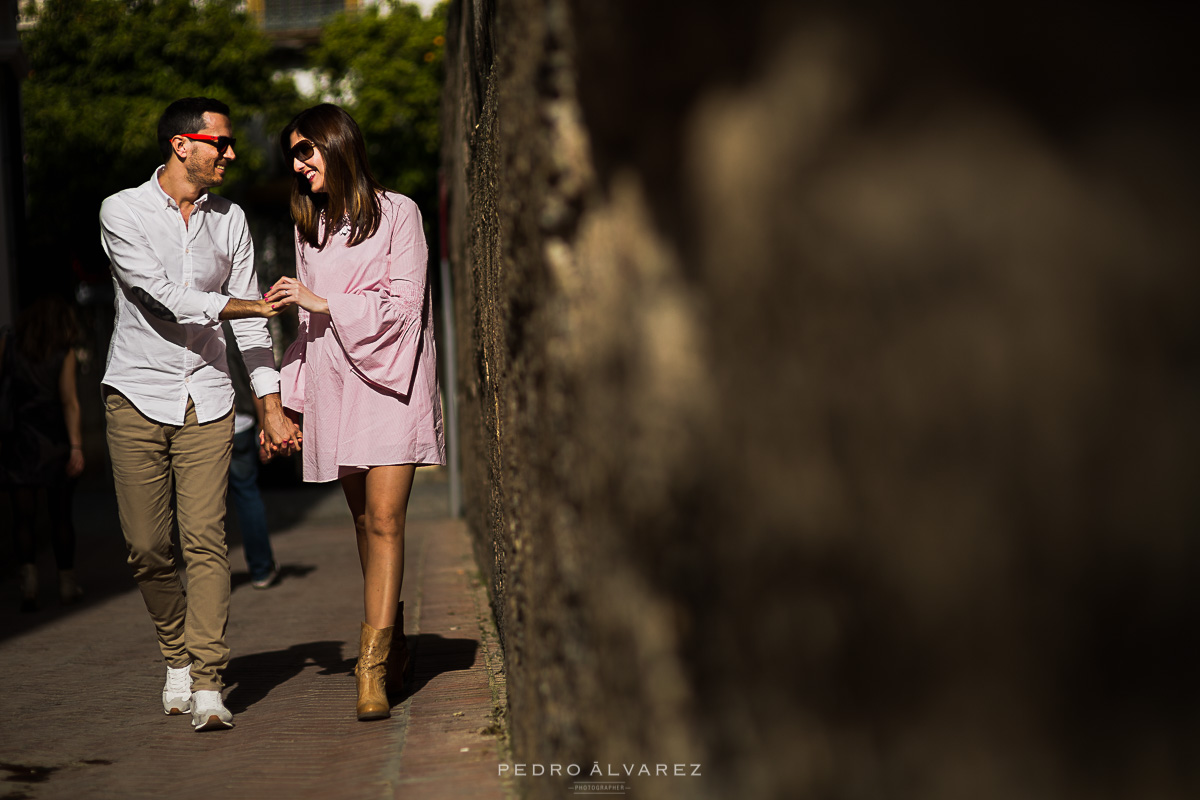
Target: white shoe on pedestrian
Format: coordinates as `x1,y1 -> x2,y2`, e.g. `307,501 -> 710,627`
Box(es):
162,664 -> 193,715
191,690 -> 234,731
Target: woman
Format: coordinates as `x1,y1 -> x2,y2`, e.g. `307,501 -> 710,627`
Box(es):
267,104 -> 445,721
1,296 -> 86,612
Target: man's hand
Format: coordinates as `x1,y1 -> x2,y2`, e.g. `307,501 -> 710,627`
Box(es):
220,297 -> 280,320
259,393 -> 302,458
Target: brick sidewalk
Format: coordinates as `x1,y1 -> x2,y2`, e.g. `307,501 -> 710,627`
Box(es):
0,480 -> 511,800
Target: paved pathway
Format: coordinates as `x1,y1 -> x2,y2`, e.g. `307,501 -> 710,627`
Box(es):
0,472 -> 511,800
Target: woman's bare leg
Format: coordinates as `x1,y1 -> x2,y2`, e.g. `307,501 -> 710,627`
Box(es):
342,472 -> 371,577
340,465 -> 416,629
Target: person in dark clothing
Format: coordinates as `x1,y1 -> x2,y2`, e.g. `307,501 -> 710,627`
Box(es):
1,296 -> 86,612
223,321 -> 279,590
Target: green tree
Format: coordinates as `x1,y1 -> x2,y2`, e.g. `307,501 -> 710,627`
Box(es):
306,1 -> 446,212
20,0 -> 297,290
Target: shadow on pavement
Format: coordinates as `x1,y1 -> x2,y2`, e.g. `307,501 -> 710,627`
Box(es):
401,634 -> 480,699
0,477 -> 450,644
224,639 -> 352,714
223,634 -> 480,714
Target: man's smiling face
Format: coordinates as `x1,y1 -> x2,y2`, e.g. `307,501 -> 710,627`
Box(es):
183,112 -> 236,189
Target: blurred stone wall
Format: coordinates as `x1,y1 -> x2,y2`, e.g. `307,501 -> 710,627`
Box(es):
441,2 -> 1200,798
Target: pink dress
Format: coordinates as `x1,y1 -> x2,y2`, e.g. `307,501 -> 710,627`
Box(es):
279,192 -> 445,482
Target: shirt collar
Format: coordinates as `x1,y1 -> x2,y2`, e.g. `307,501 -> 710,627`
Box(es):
151,165 -> 210,211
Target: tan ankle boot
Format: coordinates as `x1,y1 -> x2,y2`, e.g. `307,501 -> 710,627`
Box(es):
387,601 -> 412,694
355,621 -> 393,721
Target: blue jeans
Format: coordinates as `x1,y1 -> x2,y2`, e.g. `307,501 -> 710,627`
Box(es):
229,427 -> 274,581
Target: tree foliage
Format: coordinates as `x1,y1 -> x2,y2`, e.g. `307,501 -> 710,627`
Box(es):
17,0 -> 446,296
306,1 -> 446,211
20,0 -> 297,279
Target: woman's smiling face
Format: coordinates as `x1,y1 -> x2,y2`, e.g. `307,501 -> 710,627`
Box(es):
289,131 -> 326,194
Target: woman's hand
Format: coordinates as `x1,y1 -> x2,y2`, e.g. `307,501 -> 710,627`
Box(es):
267,277 -> 329,315
257,429 -> 272,464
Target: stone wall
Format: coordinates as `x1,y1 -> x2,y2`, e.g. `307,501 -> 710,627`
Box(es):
441,2 -> 1200,797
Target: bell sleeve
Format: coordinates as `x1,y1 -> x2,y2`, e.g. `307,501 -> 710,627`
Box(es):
326,196 -> 429,397
279,309 -> 308,414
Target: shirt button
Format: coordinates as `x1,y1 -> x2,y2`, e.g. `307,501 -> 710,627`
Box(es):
185,377 -> 191,383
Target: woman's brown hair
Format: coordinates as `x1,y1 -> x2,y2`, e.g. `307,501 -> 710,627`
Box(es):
280,104 -> 385,249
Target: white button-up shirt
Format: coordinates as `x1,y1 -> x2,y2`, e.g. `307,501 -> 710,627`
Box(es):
100,167 -> 280,425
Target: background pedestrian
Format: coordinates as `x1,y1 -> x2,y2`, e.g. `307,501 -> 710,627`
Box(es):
1,295 -> 86,612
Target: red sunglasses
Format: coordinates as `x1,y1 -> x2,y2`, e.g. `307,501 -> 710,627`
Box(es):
179,133 -> 236,156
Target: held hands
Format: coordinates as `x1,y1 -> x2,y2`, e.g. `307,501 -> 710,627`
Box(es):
259,416 -> 302,460
266,277 -> 329,315
258,427 -> 302,459
259,395 -> 303,460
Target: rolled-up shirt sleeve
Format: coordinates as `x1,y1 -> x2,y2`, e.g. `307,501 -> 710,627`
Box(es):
222,216 -> 280,397
100,195 -> 227,324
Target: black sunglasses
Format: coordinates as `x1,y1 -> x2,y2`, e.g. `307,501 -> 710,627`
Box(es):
179,134 -> 236,156
290,139 -> 318,162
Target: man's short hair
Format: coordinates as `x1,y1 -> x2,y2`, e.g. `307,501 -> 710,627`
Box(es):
157,97 -> 231,161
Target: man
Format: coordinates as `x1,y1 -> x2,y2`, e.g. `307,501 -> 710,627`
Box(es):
100,97 -> 299,732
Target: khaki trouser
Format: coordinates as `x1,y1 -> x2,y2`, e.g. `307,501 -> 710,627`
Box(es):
105,392 -> 233,691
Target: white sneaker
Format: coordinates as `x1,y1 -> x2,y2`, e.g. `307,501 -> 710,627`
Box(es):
191,690 -> 234,731
162,664 -> 193,715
